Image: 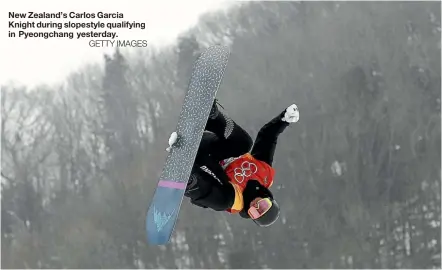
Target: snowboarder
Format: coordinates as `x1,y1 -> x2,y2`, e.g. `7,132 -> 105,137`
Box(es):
167,101 -> 299,227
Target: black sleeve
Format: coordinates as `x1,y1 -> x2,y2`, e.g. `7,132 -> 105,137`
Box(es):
200,155 -> 232,185
188,154 -> 235,211
189,165 -> 235,211
250,110 -> 289,165
195,131 -> 231,186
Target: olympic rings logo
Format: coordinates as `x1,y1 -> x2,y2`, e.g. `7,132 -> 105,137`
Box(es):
233,161 -> 258,183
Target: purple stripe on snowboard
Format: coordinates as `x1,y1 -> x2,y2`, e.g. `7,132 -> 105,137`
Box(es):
158,180 -> 186,190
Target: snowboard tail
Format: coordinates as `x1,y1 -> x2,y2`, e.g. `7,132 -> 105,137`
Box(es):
145,45 -> 230,245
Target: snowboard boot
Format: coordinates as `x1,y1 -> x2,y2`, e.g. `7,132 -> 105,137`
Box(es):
209,99 -> 223,119
206,100 -> 234,139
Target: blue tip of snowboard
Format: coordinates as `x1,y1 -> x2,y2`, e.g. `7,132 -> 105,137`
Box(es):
146,185 -> 186,245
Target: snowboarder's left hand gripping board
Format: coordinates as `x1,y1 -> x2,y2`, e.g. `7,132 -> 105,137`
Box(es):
146,45 -> 230,245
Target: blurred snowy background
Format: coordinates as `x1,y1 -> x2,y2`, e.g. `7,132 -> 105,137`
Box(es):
1,1 -> 440,268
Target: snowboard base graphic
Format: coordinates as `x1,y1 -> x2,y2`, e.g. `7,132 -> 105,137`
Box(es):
145,45 -> 230,245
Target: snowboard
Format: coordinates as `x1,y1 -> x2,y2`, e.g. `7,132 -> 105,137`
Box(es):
145,45 -> 230,245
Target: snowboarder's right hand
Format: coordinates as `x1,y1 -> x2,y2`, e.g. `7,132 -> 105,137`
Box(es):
166,132 -> 179,152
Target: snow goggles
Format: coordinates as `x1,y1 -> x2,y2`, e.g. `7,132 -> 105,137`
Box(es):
248,197 -> 273,220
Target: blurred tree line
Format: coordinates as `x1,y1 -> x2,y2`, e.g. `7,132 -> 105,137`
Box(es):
1,2 -> 440,268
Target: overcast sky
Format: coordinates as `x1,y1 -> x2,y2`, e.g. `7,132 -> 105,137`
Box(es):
1,0 -> 235,87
